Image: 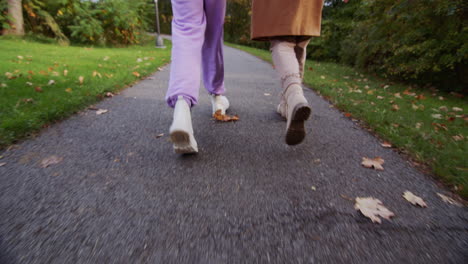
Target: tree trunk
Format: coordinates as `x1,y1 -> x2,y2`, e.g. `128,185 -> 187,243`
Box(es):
5,0 -> 24,35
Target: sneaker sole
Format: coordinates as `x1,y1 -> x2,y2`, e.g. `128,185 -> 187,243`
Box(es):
285,103 -> 311,145
170,130 -> 198,154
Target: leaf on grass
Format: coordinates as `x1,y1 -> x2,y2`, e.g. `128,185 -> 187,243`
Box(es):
65,88 -> 72,93
439,106 -> 448,112
132,71 -> 140,77
92,71 -> 102,78
1,83 -> 7,88
437,193 -> 462,207
377,96 -> 384,100
320,75 -> 325,79
452,134 -> 464,141
361,157 -> 384,171
452,107 -> 463,112
22,98 -> 34,103
96,109 -> 108,115
381,142 -> 392,148
213,110 -> 239,122
354,197 -> 394,224
391,104 -> 400,111
79,76 -> 84,84
431,114 -> 442,119
416,94 -> 426,100
403,191 -> 427,207
26,82 -> 33,86
35,86 -> 43,93
103,56 -> 110,61
63,69 -> 68,76
394,93 -> 402,98
48,80 -> 56,85
40,155 -> 63,168
415,123 -> 422,129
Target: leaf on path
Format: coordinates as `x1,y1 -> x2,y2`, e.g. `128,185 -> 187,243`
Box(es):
105,92 -> 114,97
155,133 -> 164,138
354,197 -> 394,224
361,157 -> 384,171
264,93 -> 271,96
437,193 -> 462,207
96,109 -> 108,115
213,110 -> 239,122
0,162 -> 6,167
311,186 -> 317,191
344,113 -> 352,117
380,142 -> 392,148
132,71 -> 140,77
403,191 -> 427,207
40,155 -> 63,168
79,76 -> 84,84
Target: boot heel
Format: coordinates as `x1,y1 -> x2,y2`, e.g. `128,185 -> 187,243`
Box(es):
285,104 -> 311,145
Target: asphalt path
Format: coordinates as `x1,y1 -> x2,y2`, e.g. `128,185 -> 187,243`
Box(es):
1,45 -> 467,263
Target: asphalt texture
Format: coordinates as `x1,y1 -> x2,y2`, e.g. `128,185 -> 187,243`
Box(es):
1,45 -> 467,264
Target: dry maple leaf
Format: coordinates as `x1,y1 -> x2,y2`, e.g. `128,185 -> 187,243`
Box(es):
40,155 -> 63,168
213,110 -> 239,122
354,197 -> 394,224
361,157 -> 384,171
132,71 -> 140,77
403,191 -> 427,207
96,109 -> 108,115
380,142 -> 392,148
35,86 -> 43,93
437,193 -> 462,207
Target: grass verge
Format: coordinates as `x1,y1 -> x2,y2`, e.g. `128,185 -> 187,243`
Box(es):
0,37 -> 171,148
227,43 -> 468,199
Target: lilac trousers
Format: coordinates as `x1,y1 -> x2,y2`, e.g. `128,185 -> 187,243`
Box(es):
166,0 -> 226,108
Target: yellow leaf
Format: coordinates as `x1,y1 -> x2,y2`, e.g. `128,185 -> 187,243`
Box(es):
65,88 -> 72,93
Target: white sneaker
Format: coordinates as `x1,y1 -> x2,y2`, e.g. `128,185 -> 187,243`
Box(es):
211,94 -> 230,115
169,96 -> 198,154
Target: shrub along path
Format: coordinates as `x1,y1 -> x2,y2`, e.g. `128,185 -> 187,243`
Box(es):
0,45 -> 467,263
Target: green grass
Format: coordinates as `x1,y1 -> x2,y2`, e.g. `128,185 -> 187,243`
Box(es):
227,43 -> 468,198
0,37 -> 171,148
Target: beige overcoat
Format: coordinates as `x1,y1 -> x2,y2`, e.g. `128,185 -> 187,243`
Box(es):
251,0 -> 324,41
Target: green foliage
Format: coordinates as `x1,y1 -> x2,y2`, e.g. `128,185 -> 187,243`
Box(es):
0,0 -> 9,32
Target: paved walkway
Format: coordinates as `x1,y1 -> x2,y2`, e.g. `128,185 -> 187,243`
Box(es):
0,46 -> 467,263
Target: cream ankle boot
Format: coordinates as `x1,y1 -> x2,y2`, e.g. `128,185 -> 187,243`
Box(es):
277,84 -> 311,145
169,96 -> 198,154
211,94 -> 230,115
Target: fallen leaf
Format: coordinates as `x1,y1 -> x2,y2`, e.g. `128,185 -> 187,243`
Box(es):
105,92 -> 114,97
103,56 -> 110,61
361,157 -> 384,171
311,186 -> 317,191
437,193 -> 462,207
320,75 -> 325,79
354,197 -> 394,223
452,107 -> 463,112
213,110 -> 239,122
137,58 -> 143,63
377,96 -> 384,100
48,80 -> 56,85
26,82 -> 33,86
416,94 -> 426,100
92,71 -> 102,78
63,69 -> 68,76
40,155 -> 63,168
22,98 -> 34,103
96,109 -> 108,115
403,191 -> 427,207
65,88 -> 72,93
439,106 -> 448,112
1,83 -> 7,87
0,162 -> 6,167
391,104 -> 400,111
155,133 -> 164,138
35,86 -> 43,92
452,134 -> 464,141
394,93 -> 402,98
79,76 -> 84,84
344,113 -> 352,117
381,142 -> 392,148
264,93 -> 271,96
132,72 -> 140,77
415,122 -> 422,129
431,114 -> 442,119
17,55 -> 24,60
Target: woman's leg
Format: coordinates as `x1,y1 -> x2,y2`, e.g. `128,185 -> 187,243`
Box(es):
202,0 -> 226,96
294,38 -> 311,79
165,0 -> 205,108
270,39 -> 311,145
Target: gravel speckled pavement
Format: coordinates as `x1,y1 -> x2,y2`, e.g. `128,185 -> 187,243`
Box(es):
1,46 -> 467,263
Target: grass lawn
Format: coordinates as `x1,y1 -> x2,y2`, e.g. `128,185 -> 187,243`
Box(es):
227,43 -> 468,199
0,37 -> 171,148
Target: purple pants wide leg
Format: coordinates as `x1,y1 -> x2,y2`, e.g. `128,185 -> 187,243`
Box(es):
166,0 -> 226,108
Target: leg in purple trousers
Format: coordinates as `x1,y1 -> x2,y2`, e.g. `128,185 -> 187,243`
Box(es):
166,0 -> 226,108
